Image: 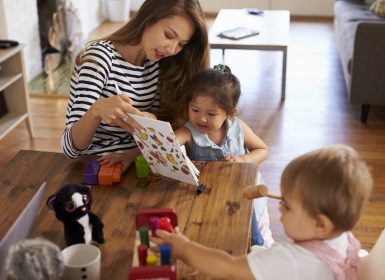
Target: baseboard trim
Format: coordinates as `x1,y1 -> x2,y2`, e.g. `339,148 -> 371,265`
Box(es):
291,15 -> 334,22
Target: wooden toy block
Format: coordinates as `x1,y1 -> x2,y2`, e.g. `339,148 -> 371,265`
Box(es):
129,266 -> 176,280
129,208 -> 178,280
135,208 -> 178,229
84,160 -> 122,186
83,159 -> 100,185
135,155 -> 149,178
112,163 -> 123,183
128,265 -> 176,280
98,163 -> 123,185
98,165 -> 114,185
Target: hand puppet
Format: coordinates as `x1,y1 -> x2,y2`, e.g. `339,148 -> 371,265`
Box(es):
47,183 -> 105,246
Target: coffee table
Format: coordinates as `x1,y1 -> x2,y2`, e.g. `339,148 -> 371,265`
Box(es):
209,9 -> 290,99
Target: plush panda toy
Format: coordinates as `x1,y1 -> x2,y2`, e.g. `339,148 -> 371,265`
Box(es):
47,184 -> 105,246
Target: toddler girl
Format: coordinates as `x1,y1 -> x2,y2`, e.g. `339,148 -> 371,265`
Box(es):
175,64 -> 272,246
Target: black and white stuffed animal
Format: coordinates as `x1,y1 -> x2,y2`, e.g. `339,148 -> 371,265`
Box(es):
47,184 -> 105,246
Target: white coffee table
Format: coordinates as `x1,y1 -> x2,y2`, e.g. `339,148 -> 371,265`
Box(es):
209,9 -> 290,99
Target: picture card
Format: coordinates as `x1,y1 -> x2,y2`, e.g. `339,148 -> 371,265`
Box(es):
128,114 -> 199,186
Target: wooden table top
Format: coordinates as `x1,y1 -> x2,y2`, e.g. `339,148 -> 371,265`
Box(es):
0,150 -> 258,279
209,9 -> 290,50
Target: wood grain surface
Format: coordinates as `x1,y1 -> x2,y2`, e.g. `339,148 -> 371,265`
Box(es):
0,150 -> 257,280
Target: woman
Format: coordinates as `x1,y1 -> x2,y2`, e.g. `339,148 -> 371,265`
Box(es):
61,0 -> 209,170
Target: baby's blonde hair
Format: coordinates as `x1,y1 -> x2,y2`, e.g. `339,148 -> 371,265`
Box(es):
281,145 -> 372,232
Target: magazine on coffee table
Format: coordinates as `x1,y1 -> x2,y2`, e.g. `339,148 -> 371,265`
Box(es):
128,114 -> 199,186
218,26 -> 259,40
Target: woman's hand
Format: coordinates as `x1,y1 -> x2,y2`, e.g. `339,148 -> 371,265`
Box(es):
92,95 -> 143,133
97,149 -> 141,171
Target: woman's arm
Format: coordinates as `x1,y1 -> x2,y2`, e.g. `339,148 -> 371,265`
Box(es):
66,46 -> 157,152
70,94 -> 143,151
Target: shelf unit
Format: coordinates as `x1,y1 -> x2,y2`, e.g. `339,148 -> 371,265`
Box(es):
0,44 -> 34,140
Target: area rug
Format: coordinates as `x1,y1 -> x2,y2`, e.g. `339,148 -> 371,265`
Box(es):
28,61 -> 71,98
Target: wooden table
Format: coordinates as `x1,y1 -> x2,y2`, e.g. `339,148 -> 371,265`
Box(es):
209,9 -> 290,99
0,150 -> 258,280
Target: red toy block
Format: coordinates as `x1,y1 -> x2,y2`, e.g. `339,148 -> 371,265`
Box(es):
135,208 -> 178,229
157,217 -> 174,233
129,266 -> 176,280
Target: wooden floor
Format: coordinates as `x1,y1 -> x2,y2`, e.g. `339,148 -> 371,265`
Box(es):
1,19 -> 385,250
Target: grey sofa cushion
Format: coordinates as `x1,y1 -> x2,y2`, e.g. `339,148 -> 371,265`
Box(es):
335,0 -> 384,21
334,0 -> 385,121
335,0 -> 384,73
335,19 -> 358,74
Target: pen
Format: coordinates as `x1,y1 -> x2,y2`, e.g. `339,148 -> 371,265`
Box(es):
114,81 -> 122,95
115,82 -> 130,122
114,82 -> 142,132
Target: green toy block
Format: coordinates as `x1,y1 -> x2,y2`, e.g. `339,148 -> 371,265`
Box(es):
135,155 -> 149,178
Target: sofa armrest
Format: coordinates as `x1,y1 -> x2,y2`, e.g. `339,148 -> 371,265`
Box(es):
350,22 -> 385,104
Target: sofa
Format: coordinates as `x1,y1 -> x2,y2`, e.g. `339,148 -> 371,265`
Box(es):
334,0 -> 385,122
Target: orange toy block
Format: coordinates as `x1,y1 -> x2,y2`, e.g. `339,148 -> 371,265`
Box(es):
98,164 -> 123,185
98,165 -> 113,185
112,164 -> 123,183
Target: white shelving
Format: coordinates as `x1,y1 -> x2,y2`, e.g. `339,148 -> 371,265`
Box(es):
0,44 -> 34,140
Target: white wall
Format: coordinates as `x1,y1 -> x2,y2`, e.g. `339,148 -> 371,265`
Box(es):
131,0 -> 334,16
0,1 -> 6,38
0,0 -> 107,82
199,0 -> 270,12
0,0 -> 334,82
72,0 -> 106,38
130,0 -> 270,12
0,0 -> 42,82
272,0 -> 334,17
130,0 -> 144,10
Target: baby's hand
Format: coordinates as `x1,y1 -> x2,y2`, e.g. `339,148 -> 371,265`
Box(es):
223,155 -> 245,162
151,227 -> 190,259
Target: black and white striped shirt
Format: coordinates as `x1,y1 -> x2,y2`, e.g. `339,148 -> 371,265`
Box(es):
61,40 -> 160,158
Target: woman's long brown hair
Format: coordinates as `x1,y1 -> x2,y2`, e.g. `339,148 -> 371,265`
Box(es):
77,0 -> 209,128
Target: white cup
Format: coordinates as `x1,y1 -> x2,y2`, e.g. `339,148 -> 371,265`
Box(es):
61,244 -> 101,280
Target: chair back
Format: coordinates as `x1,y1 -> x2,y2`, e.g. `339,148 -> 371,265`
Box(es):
0,182 -> 46,280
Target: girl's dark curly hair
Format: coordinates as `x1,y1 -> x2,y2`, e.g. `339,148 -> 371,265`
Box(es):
188,64 -> 241,114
